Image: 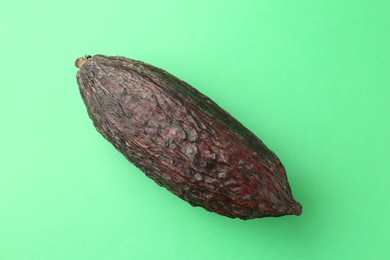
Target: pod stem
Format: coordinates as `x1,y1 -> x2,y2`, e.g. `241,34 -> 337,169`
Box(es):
75,55 -> 92,69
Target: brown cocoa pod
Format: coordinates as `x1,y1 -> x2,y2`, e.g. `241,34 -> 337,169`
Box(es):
75,54 -> 302,219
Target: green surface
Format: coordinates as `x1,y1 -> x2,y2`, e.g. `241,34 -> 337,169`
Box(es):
1,0 -> 389,259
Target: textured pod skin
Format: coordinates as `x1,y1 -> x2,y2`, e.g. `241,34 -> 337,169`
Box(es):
76,55 -> 302,219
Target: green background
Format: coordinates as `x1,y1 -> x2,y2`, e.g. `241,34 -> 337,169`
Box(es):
1,0 -> 389,259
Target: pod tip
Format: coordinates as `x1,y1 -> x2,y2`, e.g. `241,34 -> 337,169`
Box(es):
289,202 -> 302,216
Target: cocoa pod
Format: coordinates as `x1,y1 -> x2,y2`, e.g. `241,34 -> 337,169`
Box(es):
75,54 -> 302,219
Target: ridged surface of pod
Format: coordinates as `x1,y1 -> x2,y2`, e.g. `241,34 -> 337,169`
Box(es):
75,55 -> 302,219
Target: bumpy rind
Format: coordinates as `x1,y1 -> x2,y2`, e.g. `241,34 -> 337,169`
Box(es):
76,55 -> 301,219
